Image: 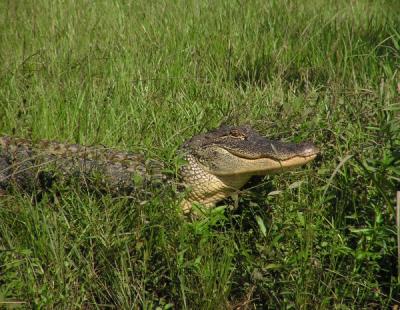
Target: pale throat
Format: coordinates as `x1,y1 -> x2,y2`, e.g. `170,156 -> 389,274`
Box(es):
180,154 -> 251,211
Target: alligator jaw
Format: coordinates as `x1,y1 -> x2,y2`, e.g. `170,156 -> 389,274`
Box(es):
242,153 -> 318,176
204,144 -> 319,176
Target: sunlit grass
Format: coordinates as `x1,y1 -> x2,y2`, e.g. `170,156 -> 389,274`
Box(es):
0,0 -> 399,308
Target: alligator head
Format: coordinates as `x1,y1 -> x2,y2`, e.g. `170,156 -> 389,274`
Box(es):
180,125 -> 319,212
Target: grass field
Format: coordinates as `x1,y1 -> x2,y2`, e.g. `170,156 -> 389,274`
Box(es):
1,0 -> 400,308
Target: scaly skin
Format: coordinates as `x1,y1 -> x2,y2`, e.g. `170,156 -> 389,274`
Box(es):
0,136 -> 165,194
0,126 -> 319,213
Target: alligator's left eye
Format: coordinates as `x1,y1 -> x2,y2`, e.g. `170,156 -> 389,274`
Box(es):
229,129 -> 247,139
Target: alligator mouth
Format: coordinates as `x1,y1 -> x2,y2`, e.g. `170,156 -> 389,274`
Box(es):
269,153 -> 319,170
224,142 -> 320,161
232,153 -> 319,176
205,145 -> 319,177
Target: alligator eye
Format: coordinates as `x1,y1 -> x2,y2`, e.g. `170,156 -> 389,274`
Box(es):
229,129 -> 247,139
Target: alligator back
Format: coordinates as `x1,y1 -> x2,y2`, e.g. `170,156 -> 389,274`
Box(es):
0,136 -> 166,195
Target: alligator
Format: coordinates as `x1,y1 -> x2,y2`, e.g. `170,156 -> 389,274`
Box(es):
0,125 -> 319,213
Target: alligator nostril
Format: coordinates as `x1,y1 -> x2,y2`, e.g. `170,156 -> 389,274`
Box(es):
302,144 -> 319,156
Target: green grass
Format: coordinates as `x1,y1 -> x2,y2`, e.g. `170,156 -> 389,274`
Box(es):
1,0 -> 400,308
